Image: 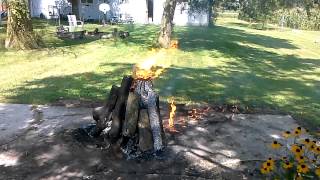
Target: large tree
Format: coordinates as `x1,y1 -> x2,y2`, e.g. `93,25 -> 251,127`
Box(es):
158,0 -> 177,48
188,0 -> 216,27
5,0 -> 41,49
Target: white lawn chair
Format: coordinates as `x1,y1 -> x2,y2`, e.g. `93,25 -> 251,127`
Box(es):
67,15 -> 84,32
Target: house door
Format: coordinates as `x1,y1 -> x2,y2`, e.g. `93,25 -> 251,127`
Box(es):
71,0 -> 80,17
147,0 -> 153,22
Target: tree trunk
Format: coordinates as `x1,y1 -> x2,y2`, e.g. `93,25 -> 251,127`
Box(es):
158,0 -> 177,48
208,0 -> 214,27
5,0 -> 41,49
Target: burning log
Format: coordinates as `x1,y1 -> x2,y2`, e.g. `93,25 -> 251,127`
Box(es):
134,80 -> 164,151
109,76 -> 133,140
122,92 -> 139,137
92,85 -> 119,135
138,109 -> 153,152
92,57 -> 167,158
156,96 -> 166,142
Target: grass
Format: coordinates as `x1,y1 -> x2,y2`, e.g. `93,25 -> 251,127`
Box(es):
0,17 -> 319,127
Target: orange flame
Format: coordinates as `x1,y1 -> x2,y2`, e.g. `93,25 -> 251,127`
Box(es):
170,40 -> 179,49
133,65 -> 164,80
132,50 -> 166,80
169,99 -> 176,129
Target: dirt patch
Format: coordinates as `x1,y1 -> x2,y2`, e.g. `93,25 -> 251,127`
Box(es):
0,103 -> 308,179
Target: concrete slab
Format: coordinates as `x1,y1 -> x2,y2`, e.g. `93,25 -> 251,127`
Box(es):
0,103 -> 309,179
0,103 -> 93,146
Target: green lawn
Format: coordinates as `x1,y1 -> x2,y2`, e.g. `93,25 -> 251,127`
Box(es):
0,17 -> 319,127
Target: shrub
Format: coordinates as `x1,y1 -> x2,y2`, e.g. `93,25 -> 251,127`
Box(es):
271,8 -> 320,30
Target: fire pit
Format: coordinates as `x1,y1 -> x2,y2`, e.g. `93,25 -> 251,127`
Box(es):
92,64 -> 166,159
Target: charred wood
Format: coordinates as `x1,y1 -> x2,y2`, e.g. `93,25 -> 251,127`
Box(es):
109,76 -> 133,140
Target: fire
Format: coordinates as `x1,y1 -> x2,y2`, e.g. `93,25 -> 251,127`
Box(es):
133,65 -> 164,80
132,50 -> 167,80
169,99 -> 176,129
170,40 -> 179,49
188,107 -> 210,120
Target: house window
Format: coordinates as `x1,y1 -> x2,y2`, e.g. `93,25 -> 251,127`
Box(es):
120,0 -> 129,4
81,0 -> 93,4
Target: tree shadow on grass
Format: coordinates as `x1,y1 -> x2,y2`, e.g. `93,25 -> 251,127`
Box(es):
123,24 -> 159,49
176,25 -> 297,51
155,62 -> 319,126
223,22 -> 279,31
4,63 -> 134,104
122,24 -> 298,50
4,60 -> 319,126
2,23 -> 319,126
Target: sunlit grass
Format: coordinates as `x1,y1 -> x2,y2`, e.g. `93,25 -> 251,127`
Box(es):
0,17 -> 319,127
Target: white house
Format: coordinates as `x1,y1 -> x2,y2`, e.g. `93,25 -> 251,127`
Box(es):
29,0 -> 72,19
30,0 -> 209,26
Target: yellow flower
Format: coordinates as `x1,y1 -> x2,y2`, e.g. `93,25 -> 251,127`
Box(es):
309,144 -> 316,151
282,161 -> 293,169
315,146 -> 320,154
260,167 -> 270,174
293,127 -> 303,136
291,144 -> 303,155
271,141 -> 282,149
295,155 -> 306,163
301,138 -> 311,146
316,167 -> 320,177
294,130 -> 302,136
266,158 -> 275,166
297,164 -> 309,174
283,131 -> 291,138
263,161 -> 274,171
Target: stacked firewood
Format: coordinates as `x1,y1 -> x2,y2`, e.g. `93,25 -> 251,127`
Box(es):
92,76 -> 165,153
